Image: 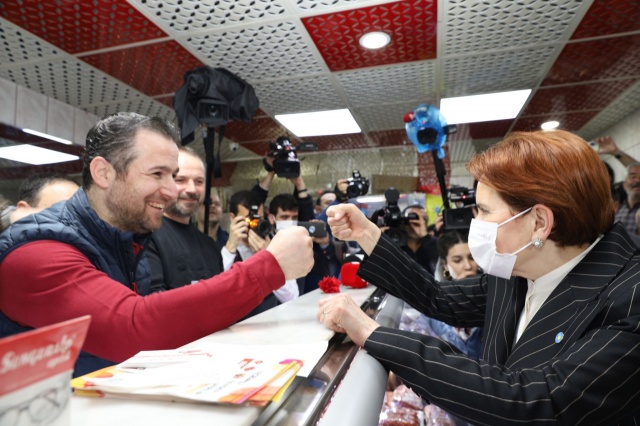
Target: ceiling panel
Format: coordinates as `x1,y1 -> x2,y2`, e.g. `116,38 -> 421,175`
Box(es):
522,79 -> 638,116
441,45 -> 561,97
443,0 -> 587,55
0,0 -> 638,192
179,20 -> 326,81
0,0 -> 166,54
0,57 -> 143,108
133,0 -> 289,34
513,111 -> 599,132
570,0 -> 640,39
225,116 -> 291,144
448,121 -> 513,142
542,34 -> 640,85
79,40 -> 204,96
302,0 -> 438,72
336,61 -> 437,106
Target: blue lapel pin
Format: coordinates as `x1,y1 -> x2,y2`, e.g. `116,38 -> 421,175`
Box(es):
555,332 -> 564,344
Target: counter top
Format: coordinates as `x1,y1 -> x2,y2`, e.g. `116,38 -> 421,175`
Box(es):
70,286 -> 378,426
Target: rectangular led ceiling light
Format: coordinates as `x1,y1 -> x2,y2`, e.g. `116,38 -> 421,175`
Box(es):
23,128 -> 73,145
0,145 -> 79,165
275,109 -> 361,137
440,89 -> 532,125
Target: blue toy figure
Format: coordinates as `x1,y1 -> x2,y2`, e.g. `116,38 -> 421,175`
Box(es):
404,104 -> 457,159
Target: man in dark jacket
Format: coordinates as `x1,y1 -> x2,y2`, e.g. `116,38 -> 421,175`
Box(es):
146,147 -> 224,292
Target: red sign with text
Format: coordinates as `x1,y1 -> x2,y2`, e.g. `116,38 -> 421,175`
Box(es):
0,316 -> 91,396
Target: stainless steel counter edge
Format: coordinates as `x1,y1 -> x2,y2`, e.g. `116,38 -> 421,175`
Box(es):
318,294 -> 404,426
253,291 -> 405,426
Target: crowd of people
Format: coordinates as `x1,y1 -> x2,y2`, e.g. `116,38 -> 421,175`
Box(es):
0,112 -> 638,424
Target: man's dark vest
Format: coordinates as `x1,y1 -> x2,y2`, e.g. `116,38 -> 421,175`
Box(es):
0,188 -> 151,376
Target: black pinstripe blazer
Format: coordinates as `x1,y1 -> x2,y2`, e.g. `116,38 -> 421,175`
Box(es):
358,223 -> 640,425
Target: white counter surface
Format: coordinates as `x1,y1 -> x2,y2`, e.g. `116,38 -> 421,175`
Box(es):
70,286 -> 377,426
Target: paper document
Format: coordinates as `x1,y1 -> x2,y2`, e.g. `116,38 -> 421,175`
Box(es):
71,341 -> 327,406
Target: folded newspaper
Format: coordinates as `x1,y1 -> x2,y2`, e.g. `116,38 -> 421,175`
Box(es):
71,345 -> 302,406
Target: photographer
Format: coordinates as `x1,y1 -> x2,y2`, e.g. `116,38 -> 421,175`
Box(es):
397,205 -> 439,276
371,191 -> 438,276
255,147 -> 315,222
222,190 -> 299,318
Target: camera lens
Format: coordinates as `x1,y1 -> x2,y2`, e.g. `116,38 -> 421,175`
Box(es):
385,228 -> 407,247
346,184 -> 361,198
207,105 -> 220,117
257,220 -> 272,237
417,128 -> 438,145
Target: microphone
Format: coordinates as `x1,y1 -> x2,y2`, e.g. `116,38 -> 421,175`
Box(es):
340,262 -> 368,288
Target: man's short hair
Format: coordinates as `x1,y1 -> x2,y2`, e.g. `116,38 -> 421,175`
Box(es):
82,112 -> 180,189
228,190 -> 261,215
316,190 -> 334,206
18,173 -> 77,206
269,193 -> 298,216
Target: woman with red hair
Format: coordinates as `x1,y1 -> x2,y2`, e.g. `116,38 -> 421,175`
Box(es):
320,130 -> 639,425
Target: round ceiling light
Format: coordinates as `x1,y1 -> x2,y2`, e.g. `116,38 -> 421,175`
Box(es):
359,31 -> 391,50
541,120 -> 560,130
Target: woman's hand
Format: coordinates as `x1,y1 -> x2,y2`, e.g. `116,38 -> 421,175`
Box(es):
317,293 -> 380,347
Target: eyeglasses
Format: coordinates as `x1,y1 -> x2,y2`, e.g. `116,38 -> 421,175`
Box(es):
0,382 -> 70,426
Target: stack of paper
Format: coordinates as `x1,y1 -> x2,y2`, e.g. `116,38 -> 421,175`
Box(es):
71,345 -> 305,406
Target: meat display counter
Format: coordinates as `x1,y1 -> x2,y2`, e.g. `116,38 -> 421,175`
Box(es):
69,286 -> 404,426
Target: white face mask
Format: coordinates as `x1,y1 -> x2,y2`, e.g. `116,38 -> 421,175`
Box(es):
275,220 -> 297,232
468,207 -> 533,279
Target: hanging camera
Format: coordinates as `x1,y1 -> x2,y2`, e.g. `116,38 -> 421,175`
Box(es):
195,99 -> 229,128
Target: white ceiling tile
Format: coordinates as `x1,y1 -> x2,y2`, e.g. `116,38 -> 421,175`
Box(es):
179,20 -> 326,81
441,45 -> 561,97
336,61 -> 437,106
443,0 -> 588,56
254,76 -> 345,116
0,18 -> 62,69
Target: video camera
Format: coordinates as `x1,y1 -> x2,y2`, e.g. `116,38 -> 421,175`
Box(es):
371,188 -> 418,247
174,66 -> 259,145
443,186 -> 476,231
346,170 -> 370,198
267,136 -> 318,178
245,204 -> 271,238
448,186 -> 476,207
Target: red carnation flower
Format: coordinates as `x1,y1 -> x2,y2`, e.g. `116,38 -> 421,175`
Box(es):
318,276 -> 341,293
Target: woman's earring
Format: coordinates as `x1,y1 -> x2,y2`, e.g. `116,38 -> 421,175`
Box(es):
533,238 -> 544,248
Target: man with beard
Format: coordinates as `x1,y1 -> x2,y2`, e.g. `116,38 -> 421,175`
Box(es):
146,147 -> 224,293
0,112 -> 313,377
